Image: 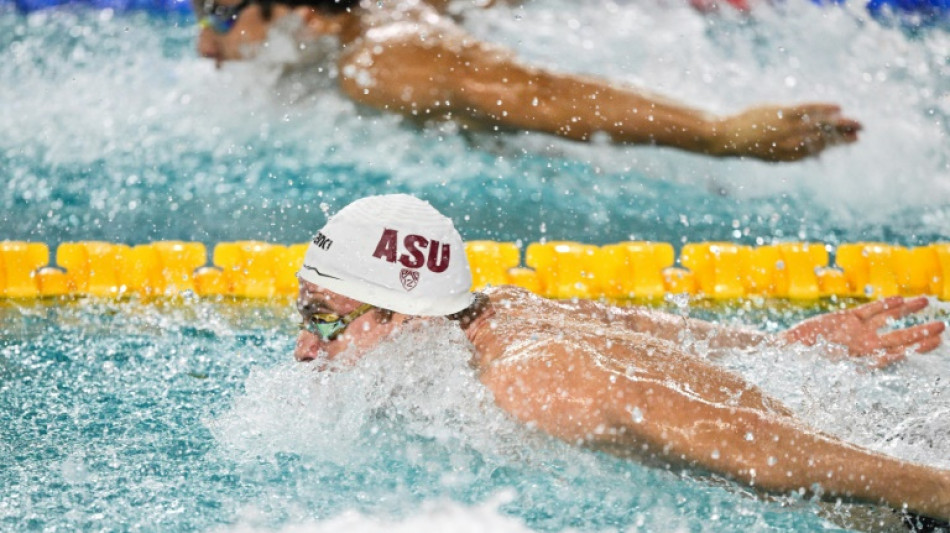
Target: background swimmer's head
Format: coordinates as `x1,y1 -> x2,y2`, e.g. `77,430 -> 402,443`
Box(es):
191,0 -> 358,23
194,0 -> 358,65
254,0 -> 359,21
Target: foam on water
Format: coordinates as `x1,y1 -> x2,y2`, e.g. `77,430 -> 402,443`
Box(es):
219,494 -> 543,533
209,321 -> 530,466
712,297 -> 950,468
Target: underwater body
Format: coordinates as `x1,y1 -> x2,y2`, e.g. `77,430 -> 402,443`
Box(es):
2,0 -> 950,531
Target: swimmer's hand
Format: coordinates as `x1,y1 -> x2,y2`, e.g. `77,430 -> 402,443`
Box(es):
713,103 -> 862,162
781,296 -> 946,368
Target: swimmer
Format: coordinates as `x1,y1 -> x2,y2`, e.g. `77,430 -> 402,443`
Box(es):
193,0 -> 862,162
293,194 -> 950,526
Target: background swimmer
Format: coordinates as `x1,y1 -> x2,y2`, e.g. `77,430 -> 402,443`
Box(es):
294,194 -> 950,527
193,0 -> 862,162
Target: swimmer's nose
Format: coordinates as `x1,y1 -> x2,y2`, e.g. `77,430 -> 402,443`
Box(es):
294,330 -> 321,361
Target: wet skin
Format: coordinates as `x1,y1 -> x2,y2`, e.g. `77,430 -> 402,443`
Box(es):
465,286 -> 950,519
295,280 -> 950,520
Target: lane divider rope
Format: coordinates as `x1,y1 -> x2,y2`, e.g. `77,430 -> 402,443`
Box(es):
1,240 -> 949,300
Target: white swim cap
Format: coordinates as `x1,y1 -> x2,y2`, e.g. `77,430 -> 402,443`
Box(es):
297,194 -> 475,316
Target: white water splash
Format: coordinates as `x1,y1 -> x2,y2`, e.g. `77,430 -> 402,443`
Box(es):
209,320 -> 533,465
217,493 -> 544,533
714,300 -> 950,468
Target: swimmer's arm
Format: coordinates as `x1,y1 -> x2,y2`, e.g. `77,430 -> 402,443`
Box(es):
342,40 -> 712,150
614,307 -> 771,354
339,36 -> 859,160
354,38 -> 859,161
451,67 -> 862,162
615,297 -> 945,365
449,56 -> 727,154
423,0 -> 502,13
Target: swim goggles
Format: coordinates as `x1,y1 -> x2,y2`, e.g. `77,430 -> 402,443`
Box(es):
299,303 -> 375,341
197,0 -> 253,34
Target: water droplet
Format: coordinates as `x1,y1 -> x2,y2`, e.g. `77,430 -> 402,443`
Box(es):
630,407 -> 644,423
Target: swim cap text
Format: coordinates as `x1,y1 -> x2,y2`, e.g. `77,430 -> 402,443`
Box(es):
372,228 -> 451,273
312,232 -> 333,251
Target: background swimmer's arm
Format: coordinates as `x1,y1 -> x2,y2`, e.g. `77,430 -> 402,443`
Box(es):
455,69 -> 863,162
340,39 -> 859,162
424,0 -> 502,13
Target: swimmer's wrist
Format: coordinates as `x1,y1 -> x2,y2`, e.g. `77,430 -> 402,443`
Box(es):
705,115 -> 741,157
776,327 -> 811,347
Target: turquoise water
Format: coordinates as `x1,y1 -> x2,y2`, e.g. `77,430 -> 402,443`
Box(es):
3,1 -> 950,531
6,297 -> 950,532
0,299 -> 910,532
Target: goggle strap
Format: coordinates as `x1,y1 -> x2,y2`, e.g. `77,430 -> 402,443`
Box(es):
341,303 -> 375,325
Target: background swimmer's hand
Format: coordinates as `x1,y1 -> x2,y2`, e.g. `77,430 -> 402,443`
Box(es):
713,103 -> 862,162
781,296 -> 946,368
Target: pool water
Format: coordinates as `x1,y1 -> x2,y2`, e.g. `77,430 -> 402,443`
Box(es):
6,297 -> 950,532
2,0 -> 950,531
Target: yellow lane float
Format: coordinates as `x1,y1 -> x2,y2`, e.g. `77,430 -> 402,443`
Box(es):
1,239 -> 949,301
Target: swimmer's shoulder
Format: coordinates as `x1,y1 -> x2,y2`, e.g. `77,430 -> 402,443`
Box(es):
480,285 -> 571,332
482,284 -> 538,305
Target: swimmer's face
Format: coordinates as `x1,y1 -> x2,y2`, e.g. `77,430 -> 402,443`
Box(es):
193,0 -> 291,65
294,280 -> 396,364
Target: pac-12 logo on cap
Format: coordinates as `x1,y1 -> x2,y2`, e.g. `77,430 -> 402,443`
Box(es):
399,269 -> 420,291
371,229 -> 451,273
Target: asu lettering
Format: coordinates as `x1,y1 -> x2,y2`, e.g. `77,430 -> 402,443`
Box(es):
372,228 -> 451,273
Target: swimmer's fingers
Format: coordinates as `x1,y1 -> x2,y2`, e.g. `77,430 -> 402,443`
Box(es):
730,103 -> 860,161
789,103 -> 862,150
878,321 -> 946,351
815,117 -> 862,147
788,103 -> 842,121
871,332 -> 944,369
864,296 -> 930,328
852,296 -> 908,321
912,334 -> 943,354
831,117 -> 862,142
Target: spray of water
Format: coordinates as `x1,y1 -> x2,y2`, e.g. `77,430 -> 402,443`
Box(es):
210,320 -> 544,468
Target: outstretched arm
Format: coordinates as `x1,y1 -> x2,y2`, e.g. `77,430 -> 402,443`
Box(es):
608,296 -> 944,366
609,306 -> 771,353
340,34 -> 860,162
